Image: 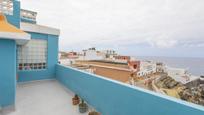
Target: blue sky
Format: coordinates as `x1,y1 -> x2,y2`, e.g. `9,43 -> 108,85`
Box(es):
21,0 -> 204,57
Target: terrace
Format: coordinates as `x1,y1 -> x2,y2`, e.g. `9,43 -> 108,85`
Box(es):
2,64 -> 204,115
3,80 -> 87,115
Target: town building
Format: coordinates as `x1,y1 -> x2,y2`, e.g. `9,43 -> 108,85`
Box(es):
59,51 -> 68,59
74,60 -> 131,82
167,67 -> 198,84
186,75 -> 204,87
137,61 -> 157,77
180,75 -> 204,106
128,60 -> 140,72
113,55 -> 131,63
156,62 -> 166,73
79,47 -> 106,60
67,52 -> 78,59
102,49 -> 117,59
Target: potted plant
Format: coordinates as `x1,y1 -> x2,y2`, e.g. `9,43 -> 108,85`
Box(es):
72,94 -> 80,105
88,111 -> 100,115
79,100 -> 88,113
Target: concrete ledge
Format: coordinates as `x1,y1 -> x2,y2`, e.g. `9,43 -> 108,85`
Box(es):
0,32 -> 30,45
20,22 -> 60,36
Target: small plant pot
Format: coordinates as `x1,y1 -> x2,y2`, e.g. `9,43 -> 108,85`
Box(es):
72,95 -> 80,105
79,100 -> 88,113
88,111 -> 100,115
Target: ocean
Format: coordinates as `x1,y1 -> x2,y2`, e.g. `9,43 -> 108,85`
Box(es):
137,56 -> 204,76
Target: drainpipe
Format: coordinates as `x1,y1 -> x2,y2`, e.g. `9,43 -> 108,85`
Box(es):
0,105 -> 2,112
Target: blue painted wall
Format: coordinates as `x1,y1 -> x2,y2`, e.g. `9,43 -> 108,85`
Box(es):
0,39 -> 16,107
0,0 -> 19,108
6,0 -> 20,28
56,64 -> 204,115
18,33 -> 59,82
3,0 -> 60,83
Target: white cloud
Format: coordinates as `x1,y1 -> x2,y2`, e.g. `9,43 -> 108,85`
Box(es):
147,35 -> 178,48
20,0 -> 204,51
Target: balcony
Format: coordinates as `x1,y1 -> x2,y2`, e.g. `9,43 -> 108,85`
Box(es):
2,64 -> 204,115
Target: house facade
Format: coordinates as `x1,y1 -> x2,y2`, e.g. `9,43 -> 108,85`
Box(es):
0,0 -> 60,108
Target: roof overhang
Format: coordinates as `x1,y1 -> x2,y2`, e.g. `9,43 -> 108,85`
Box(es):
0,32 -> 31,45
0,14 -> 31,45
20,22 -> 60,36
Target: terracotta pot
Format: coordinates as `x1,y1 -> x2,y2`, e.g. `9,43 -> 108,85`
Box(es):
79,100 -> 88,113
72,95 -> 80,105
88,111 -> 100,115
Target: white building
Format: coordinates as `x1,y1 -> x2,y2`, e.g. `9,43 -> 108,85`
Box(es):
102,50 -> 117,59
137,61 -> 157,77
79,48 -> 105,60
167,67 -> 198,84
156,62 -> 166,73
59,59 -> 75,65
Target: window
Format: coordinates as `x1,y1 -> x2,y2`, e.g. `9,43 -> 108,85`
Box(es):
0,0 -> 13,15
17,39 -> 47,70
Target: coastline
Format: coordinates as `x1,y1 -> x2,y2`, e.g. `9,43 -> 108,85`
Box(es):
136,56 -> 204,76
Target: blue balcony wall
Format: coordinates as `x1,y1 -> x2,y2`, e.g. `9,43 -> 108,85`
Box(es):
0,39 -> 16,107
18,33 -> 58,82
56,64 -> 204,115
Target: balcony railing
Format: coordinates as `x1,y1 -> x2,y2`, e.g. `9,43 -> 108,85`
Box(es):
56,64 -> 204,115
20,9 -> 37,23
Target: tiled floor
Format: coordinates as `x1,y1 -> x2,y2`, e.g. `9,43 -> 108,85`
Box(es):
4,80 -> 88,115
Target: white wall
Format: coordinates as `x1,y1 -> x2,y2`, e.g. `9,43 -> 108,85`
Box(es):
138,61 -> 156,77
166,67 -> 196,84
84,50 -> 104,60
59,59 -> 75,65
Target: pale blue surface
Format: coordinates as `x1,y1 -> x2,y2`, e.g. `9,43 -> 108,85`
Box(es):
0,40 -> 16,107
18,33 -> 59,82
56,64 -> 204,115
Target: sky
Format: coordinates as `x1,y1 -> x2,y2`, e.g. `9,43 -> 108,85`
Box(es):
20,0 -> 204,57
